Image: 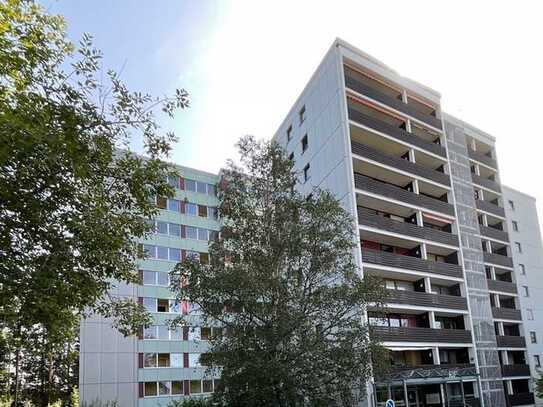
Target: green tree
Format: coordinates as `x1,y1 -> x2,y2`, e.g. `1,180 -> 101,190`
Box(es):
171,136 -> 387,407
0,0 -> 187,404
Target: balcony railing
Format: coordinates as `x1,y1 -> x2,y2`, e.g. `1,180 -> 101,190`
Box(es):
357,208 -> 459,247
351,141 -> 450,186
475,200 -> 505,218
354,173 -> 455,216
471,174 -> 502,193
361,248 -> 463,279
487,279 -> 517,294
372,326 -> 472,343
386,289 -> 467,311
496,335 -> 526,348
347,108 -> 446,158
508,393 -> 535,406
501,364 -> 531,377
467,148 -> 497,169
382,364 -> 476,381
492,307 -> 522,321
479,225 -> 509,242
344,75 -> 443,129
483,252 -> 514,268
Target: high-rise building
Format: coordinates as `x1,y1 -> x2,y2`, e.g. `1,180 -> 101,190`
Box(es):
272,38 -> 538,407
80,38 -> 542,407
79,166 -> 221,406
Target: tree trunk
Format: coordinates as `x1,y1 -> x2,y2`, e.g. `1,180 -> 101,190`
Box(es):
13,346 -> 20,407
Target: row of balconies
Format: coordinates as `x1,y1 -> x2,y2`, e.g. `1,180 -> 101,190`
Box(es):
344,71 -> 443,130
357,207 -> 458,247
467,147 -> 497,169
354,173 -> 454,216
347,107 -> 445,158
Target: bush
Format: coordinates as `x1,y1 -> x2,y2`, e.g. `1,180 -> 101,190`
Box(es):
168,398 -> 215,407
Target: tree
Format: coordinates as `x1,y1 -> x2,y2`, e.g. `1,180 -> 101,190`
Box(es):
536,375 -> 543,400
0,0 -> 187,404
171,136 -> 387,407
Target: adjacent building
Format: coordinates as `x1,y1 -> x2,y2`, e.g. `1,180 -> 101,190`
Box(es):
80,38 -> 543,407
503,187 -> 543,407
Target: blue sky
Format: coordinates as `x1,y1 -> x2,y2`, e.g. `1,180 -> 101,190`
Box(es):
43,1 -> 543,210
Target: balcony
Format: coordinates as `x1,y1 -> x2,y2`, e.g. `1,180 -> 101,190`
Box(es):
476,200 -> 505,218
483,252 -> 514,268
496,335 -> 526,348
471,174 -> 502,193
354,173 -> 455,217
372,326 -> 472,343
501,364 -> 531,377
386,289 -> 467,311
351,141 -> 450,186
347,108 -> 446,158
467,148 -> 497,169
492,307 -> 522,321
361,248 -> 463,279
479,225 -> 509,242
357,208 -> 459,247
487,279 -> 518,295
384,364 -> 476,381
508,393 -> 535,406
344,75 -> 443,129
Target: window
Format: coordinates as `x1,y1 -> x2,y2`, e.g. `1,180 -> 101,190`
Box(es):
198,228 -> 209,241
530,331 -> 537,344
144,382 -> 157,397
188,327 -> 201,341
169,223 -> 181,237
157,272 -> 168,286
523,285 -> 530,297
203,380 -> 214,393
169,248 -> 181,261
303,164 -> 310,183
167,175 -> 179,189
535,355 -> 541,368
156,246 -> 168,260
167,199 -> 180,212
286,125 -> 292,142
143,298 -> 156,312
189,353 -> 201,367
508,200 -> 515,210
170,353 -> 183,368
190,380 -> 202,394
527,309 -> 534,320
157,325 -> 169,339
519,264 -> 526,275
288,152 -> 294,161
301,134 -> 308,153
207,207 -> 218,219
515,242 -> 522,253
201,327 -> 212,340
186,226 -> 198,240
143,271 -> 156,286
158,381 -> 171,395
157,299 -> 169,313
144,353 -> 157,367
196,182 -> 207,194
185,203 -> 198,216
198,205 -> 208,217
170,328 -> 182,341
512,221 -> 519,232
299,105 -> 306,125
142,244 -> 156,258
156,196 -> 167,209
155,221 -> 167,235
172,381 -> 183,395
185,179 -> 197,192
144,326 -> 158,340
207,184 -> 216,196
157,353 -> 170,367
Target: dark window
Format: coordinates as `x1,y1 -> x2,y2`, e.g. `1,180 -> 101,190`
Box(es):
299,105 -> 306,125
286,125 -> 292,142
301,134 -> 308,153
512,221 -> 519,232
508,200 -> 515,210
530,331 -> 537,344
288,152 -> 294,161
303,164 -> 310,183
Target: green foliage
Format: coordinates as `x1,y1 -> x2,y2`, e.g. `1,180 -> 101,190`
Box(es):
167,398 -> 216,407
536,374 -> 543,399
0,0 -> 187,405
171,136 -> 387,407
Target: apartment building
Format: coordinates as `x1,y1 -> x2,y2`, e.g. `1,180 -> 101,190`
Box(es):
80,38 -> 543,407
503,187 -> 543,407
272,38 -> 538,407
79,166 -> 221,407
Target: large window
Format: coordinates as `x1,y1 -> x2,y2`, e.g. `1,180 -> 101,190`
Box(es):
530,331 -> 537,344
142,270 -> 169,286
183,178 -> 216,195
185,203 -> 198,216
